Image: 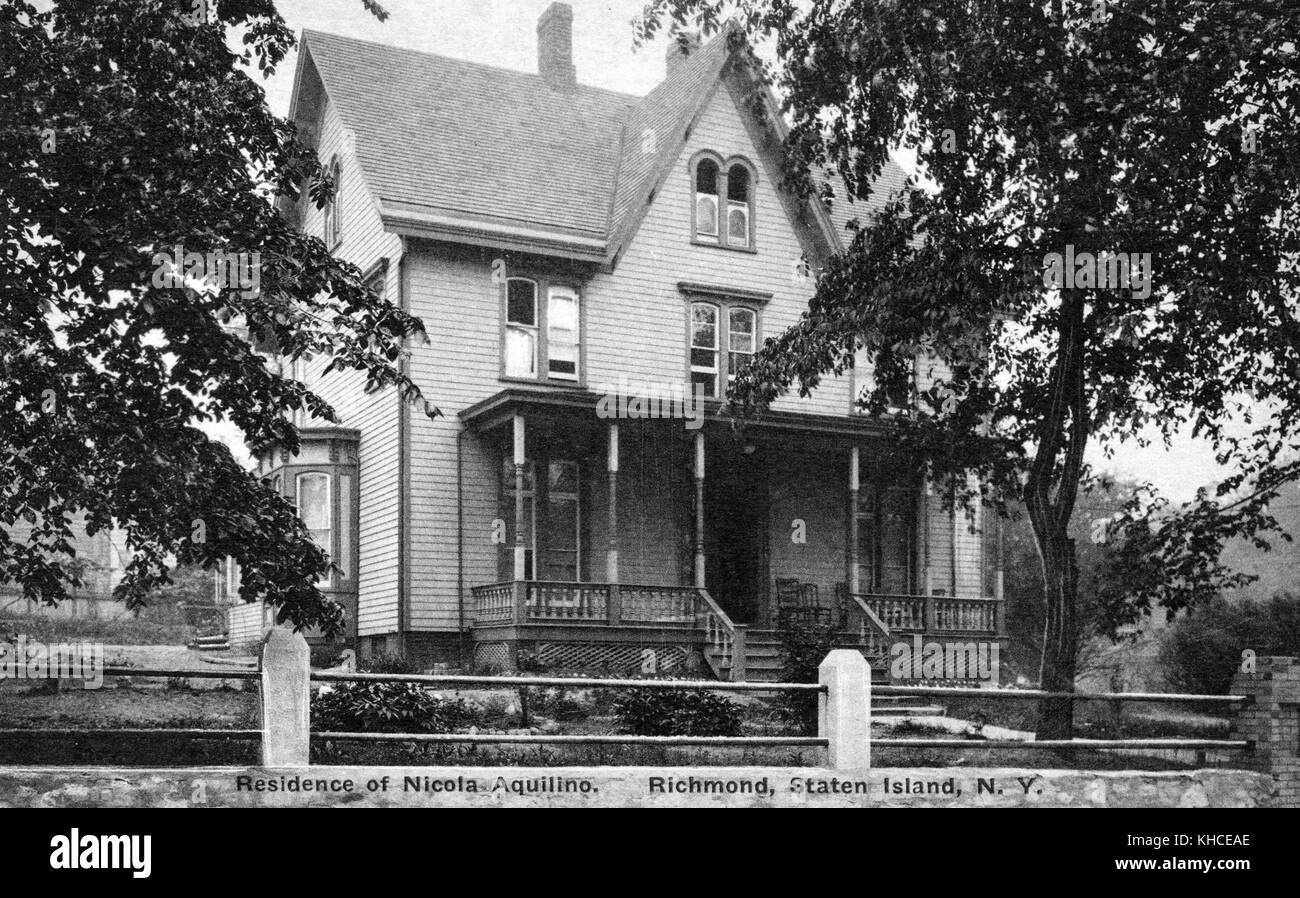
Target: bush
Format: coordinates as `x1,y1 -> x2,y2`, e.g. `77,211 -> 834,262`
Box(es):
1158,593 -> 1300,694
775,621 -> 840,735
358,653 -> 420,675
312,682 -> 482,733
612,688 -> 742,736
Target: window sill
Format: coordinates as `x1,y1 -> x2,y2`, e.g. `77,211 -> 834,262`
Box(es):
498,375 -> 586,390
691,238 -> 757,254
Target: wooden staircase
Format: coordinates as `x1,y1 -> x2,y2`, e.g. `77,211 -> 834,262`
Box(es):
704,629 -> 893,684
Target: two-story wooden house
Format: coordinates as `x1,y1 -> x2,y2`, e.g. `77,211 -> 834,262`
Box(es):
229,4 -> 1006,681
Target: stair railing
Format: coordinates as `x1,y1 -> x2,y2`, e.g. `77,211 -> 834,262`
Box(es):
694,587 -> 746,681
846,593 -> 892,666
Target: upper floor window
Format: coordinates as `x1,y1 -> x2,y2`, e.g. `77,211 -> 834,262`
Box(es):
690,300 -> 758,398
728,307 -> 755,377
323,156 -> 342,248
502,274 -> 581,383
690,153 -> 756,250
695,159 -> 720,241
689,302 -> 719,396
855,349 -> 913,414
726,166 -> 750,247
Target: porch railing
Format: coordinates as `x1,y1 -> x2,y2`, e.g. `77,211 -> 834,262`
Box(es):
470,581 -> 745,680
856,593 -> 1001,635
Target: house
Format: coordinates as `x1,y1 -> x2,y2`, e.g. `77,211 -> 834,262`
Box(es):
231,3 -> 1007,680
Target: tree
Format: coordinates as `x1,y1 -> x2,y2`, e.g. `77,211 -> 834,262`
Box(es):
638,0 -> 1300,734
0,0 -> 431,635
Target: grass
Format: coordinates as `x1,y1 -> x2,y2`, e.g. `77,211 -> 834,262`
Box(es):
0,675 -> 1245,769
0,613 -> 193,646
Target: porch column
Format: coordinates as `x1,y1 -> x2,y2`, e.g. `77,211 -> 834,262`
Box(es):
994,506 -> 1006,635
606,423 -> 622,626
847,446 -> 860,595
512,412 -> 526,581
693,430 -> 705,588
606,423 -> 619,581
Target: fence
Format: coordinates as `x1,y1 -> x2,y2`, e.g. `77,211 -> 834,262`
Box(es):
2,630 -> 1296,806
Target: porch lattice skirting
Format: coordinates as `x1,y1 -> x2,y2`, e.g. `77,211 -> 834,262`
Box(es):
536,642 -> 688,673
473,640 -> 689,675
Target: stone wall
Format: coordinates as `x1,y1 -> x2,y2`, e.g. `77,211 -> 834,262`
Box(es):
0,766 -> 1272,808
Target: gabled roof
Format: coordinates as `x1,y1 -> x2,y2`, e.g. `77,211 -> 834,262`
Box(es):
293,27 -> 908,266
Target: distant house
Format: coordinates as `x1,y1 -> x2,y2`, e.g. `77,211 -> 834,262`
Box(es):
232,3 -> 1006,679
0,515 -> 127,619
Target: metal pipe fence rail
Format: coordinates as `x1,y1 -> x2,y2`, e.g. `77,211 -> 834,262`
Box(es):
0,634 -> 1260,770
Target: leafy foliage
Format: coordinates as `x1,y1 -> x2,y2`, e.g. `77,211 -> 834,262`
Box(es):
1158,593 -> 1300,695
612,687 -> 743,736
638,0 -> 1300,732
0,0 -> 431,634
312,682 -> 481,734
775,620 -> 838,735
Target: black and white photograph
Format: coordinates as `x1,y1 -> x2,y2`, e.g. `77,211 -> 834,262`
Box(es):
0,0 -> 1296,862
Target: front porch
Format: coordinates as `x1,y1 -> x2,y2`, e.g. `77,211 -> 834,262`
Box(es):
460,388 -> 1008,682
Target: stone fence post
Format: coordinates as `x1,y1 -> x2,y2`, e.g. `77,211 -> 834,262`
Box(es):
260,627 -> 311,767
1230,655 -> 1300,808
819,649 -> 871,769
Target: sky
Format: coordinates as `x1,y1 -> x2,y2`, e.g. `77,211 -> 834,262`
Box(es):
227,0 -> 1237,502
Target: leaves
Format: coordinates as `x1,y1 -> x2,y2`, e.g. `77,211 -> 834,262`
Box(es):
0,1 -> 433,634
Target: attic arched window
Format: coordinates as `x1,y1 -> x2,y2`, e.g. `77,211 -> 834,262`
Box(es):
690,152 -> 756,250
324,156 -> 342,248
694,158 -> 720,241
726,164 -> 751,247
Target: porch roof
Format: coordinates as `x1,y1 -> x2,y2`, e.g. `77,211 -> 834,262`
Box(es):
458,387 -> 890,439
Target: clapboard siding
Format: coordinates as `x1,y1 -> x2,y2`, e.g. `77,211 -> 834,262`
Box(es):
371,72 -> 993,634
405,247 -> 501,630
296,95 -> 402,637
584,79 -> 853,413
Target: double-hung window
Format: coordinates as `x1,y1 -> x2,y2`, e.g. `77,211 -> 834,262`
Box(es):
690,302 -> 719,396
690,300 -> 758,399
728,307 -> 755,379
505,278 -> 538,378
503,275 -> 581,383
296,471 -> 333,587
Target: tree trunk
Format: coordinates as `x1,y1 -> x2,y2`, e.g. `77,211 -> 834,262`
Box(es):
1024,289 -> 1088,739
1034,525 -> 1079,738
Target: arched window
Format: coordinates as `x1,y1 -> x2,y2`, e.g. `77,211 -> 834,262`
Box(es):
726,164 -> 751,247
690,153 -> 755,249
728,307 -> 756,377
323,156 -> 342,247
689,301 -> 719,396
694,158 -> 719,241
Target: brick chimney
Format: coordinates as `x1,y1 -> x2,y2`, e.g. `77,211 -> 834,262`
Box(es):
665,31 -> 702,76
537,2 -> 576,90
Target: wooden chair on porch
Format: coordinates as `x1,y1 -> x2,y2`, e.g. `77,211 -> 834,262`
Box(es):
776,578 -> 831,628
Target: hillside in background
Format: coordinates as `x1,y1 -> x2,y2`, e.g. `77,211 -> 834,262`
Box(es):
1219,494 -> 1300,603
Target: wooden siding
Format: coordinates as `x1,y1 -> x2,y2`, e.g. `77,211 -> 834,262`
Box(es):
295,95 -> 403,637
392,73 -> 991,633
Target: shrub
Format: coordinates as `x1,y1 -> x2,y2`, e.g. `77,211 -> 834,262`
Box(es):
775,621 -> 840,735
1158,593 -> 1300,694
358,653 -> 420,675
312,682 -> 482,733
612,687 -> 742,736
